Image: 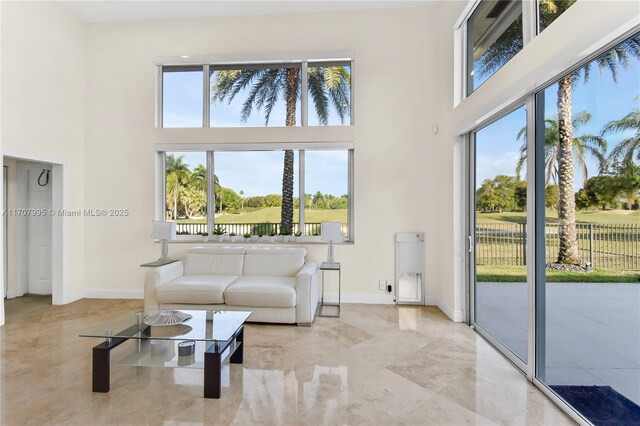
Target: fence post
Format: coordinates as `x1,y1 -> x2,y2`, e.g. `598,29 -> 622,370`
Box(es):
589,223 -> 593,267
522,223 -> 527,266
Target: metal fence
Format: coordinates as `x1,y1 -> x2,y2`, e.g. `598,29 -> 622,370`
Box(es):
475,223 -> 640,270
176,222 -> 323,237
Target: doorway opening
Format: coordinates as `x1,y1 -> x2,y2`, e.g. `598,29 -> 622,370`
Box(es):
3,156 -> 62,305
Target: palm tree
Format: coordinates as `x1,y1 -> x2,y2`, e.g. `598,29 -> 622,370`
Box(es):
165,154 -> 191,220
211,64 -> 350,231
477,1 -> 639,264
602,101 -> 640,166
550,37 -> 640,264
515,112 -> 607,186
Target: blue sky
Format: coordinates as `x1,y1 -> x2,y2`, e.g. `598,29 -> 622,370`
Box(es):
163,68 -> 350,128
171,150 -> 348,198
476,52 -> 639,190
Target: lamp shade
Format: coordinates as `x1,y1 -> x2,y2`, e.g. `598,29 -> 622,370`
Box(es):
320,222 -> 343,242
151,221 -> 176,240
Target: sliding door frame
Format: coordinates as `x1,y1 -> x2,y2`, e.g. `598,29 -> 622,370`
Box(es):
466,94 -> 591,424
467,100 -> 532,375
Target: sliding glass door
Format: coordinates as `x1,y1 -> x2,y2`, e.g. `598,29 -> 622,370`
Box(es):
471,105 -> 529,368
535,32 -> 640,425
469,30 -> 640,424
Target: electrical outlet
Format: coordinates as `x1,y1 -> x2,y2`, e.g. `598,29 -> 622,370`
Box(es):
386,281 -> 393,293
379,280 -> 386,291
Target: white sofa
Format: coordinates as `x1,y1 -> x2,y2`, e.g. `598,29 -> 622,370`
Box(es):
144,246 -> 320,325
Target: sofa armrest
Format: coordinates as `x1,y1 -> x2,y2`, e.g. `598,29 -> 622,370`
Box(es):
295,261 -> 319,325
144,261 -> 184,312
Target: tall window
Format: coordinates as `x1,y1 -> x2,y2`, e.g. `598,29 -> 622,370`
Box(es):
536,31 -> 640,424
161,148 -> 353,241
159,59 -> 352,128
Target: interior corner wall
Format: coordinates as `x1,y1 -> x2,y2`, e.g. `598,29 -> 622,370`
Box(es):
0,1 -> 87,304
82,6 -> 461,310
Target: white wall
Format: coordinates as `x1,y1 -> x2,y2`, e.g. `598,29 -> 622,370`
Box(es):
0,1 -> 87,308
82,5 -> 457,310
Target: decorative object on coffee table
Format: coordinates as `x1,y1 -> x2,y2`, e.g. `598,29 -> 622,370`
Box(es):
144,310 -> 192,326
178,340 -> 196,356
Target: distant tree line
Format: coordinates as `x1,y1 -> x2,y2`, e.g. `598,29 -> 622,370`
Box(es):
477,161 -> 640,213
165,154 -> 348,219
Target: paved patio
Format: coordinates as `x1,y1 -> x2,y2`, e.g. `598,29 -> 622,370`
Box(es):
476,282 -> 640,406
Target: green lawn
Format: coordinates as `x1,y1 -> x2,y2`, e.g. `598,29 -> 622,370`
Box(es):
178,207 -> 347,224
477,265 -> 640,283
477,209 -> 640,225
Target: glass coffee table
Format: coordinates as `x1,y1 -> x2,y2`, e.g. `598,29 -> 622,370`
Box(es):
79,310 -> 251,399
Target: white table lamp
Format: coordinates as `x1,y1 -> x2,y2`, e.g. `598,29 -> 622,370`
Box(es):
321,222 -> 343,265
151,221 -> 176,263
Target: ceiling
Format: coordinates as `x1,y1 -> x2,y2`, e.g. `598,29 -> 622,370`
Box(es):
58,0 -> 437,23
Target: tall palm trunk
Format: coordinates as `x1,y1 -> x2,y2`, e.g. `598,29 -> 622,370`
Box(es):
173,182 -> 178,220
281,68 -> 299,232
556,75 -> 582,264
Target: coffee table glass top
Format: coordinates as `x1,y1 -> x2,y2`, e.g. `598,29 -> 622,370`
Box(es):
79,310 -> 251,343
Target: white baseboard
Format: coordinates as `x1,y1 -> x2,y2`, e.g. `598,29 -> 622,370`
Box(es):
322,292 -> 396,304
60,291 -> 86,305
81,290 -> 144,300
59,290 -> 465,322
424,296 -> 465,322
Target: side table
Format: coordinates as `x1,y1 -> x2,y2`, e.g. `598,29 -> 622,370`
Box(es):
317,262 -> 341,318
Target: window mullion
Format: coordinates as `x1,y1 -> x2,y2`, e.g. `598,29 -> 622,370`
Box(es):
157,66 -> 163,128
522,0 -> 537,44
157,152 -> 166,221
207,151 -> 215,236
203,65 -> 210,128
299,150 -> 306,235
301,61 -> 308,126
348,149 -> 354,242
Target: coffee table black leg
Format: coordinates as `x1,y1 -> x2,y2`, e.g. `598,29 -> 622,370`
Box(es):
204,346 -> 221,399
92,342 -> 110,392
230,326 -> 244,364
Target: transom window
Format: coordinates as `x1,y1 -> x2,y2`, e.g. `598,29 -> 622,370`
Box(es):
462,0 -> 577,96
160,59 -> 352,128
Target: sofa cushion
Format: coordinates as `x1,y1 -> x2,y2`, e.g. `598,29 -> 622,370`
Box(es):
184,247 -> 245,276
243,247 -> 306,277
224,276 -> 297,308
156,275 -> 238,304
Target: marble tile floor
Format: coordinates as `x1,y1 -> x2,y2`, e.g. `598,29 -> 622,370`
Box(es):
0,296 -> 573,425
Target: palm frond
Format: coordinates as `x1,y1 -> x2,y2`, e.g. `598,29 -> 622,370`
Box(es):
308,67 -> 329,125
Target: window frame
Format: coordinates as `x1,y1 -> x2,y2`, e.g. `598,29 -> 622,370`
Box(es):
156,143 -> 355,243
456,0 -> 551,101
157,54 -> 354,129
